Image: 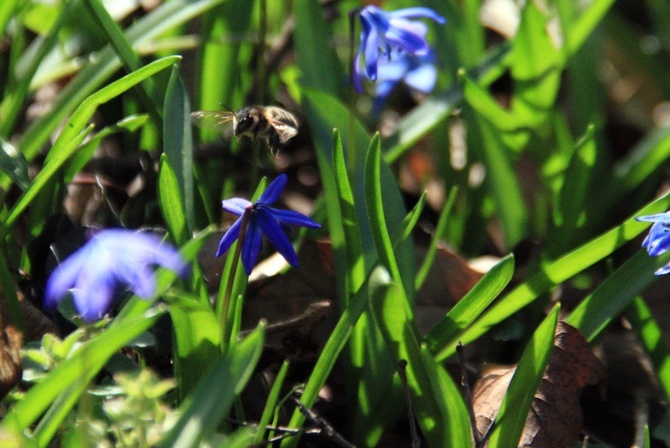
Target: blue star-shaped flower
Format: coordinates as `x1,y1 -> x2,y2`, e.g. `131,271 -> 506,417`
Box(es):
44,229 -> 187,322
354,5 -> 445,93
636,212 -> 670,275
216,174 -> 321,275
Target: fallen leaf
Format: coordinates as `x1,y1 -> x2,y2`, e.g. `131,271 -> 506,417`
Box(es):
473,321 -> 606,447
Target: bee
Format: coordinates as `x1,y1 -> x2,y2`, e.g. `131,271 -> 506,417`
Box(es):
191,105 -> 299,158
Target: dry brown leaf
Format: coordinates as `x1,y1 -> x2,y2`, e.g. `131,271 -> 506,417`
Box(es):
472,321 -> 606,448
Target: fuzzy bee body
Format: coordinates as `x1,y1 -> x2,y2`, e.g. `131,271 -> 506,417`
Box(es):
191,105 -> 298,158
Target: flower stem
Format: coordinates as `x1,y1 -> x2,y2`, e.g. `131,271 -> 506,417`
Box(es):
219,209 -> 250,351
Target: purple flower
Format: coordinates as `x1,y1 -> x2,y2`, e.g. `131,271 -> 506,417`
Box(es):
636,212 -> 670,275
370,48 -> 437,109
45,229 -> 187,322
354,5 -> 445,93
216,174 -> 321,275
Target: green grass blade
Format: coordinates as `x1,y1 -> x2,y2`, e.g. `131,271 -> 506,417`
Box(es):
364,132 -> 405,293
625,297 -> 670,399
369,266 -> 466,447
18,0 -> 225,161
253,360 -> 290,445
158,153 -> 189,246
293,0 -> 344,97
566,249 -> 670,341
487,306 -> 559,448
549,124 -> 597,256
0,55 -> 180,240
0,136 -> 30,191
279,266 -> 376,448
428,254 -> 515,360
332,129 -> 365,298
437,192 -> 670,359
415,186 -> 458,290
159,324 -> 265,448
163,66 -> 195,236
167,294 -> 221,400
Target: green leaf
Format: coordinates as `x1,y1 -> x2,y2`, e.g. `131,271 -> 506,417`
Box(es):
280,265 -> 375,448
253,360 -> 290,445
0,55 -> 180,241
625,297 -> 670,399
364,133 -> 405,294
163,66 -> 195,236
415,187 -> 458,290
438,191 -> 670,359
159,149 -> 189,247
159,324 -> 265,448
0,137 -> 30,191
487,306 -> 559,447
549,125 -> 597,256
167,294 -> 221,399
369,266 -> 467,447
18,0 -> 227,161
428,254 -> 515,361
332,129 -> 365,299
566,249 -> 670,341
293,0 -> 344,97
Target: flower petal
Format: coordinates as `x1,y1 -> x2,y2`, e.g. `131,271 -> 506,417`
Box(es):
384,18 -> 430,54
259,174 -> 288,205
387,7 -> 446,24
216,218 -> 243,257
44,247 -> 90,310
241,218 -> 264,275
257,209 -> 299,266
403,60 -> 437,93
222,198 -> 251,215
269,208 -> 321,229
364,25 -> 381,81
636,213 -> 670,223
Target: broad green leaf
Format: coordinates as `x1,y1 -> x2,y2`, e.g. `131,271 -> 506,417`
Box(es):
368,266 -> 458,447
364,133 -> 405,294
428,254 -> 515,360
159,324 -> 265,448
163,66 -> 195,236
332,129 -> 365,300
167,294 -> 221,400
159,150 -> 189,246
613,127 -> 670,195
294,0 -> 344,97
487,306 -> 559,447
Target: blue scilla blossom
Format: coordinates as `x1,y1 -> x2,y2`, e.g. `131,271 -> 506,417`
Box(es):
354,5 -> 445,93
45,229 -> 187,322
636,212 -> 670,275
370,48 -> 437,110
216,174 -> 321,275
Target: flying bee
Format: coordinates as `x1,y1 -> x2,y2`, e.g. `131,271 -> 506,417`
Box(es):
190,105 -> 299,158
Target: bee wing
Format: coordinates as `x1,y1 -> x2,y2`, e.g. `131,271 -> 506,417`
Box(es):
190,111 -> 235,133
268,118 -> 299,143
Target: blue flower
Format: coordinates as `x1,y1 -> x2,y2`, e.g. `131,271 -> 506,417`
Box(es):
216,174 -> 321,275
636,212 -> 670,275
45,229 -> 187,322
354,5 -> 445,93
370,48 -> 437,110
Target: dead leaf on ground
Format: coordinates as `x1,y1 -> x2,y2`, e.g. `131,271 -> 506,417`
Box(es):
472,321 -> 606,448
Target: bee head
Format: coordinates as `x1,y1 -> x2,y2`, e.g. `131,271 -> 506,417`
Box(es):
234,107 -> 260,136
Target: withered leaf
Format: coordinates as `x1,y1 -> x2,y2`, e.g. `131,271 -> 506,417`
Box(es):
473,321 -> 606,448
